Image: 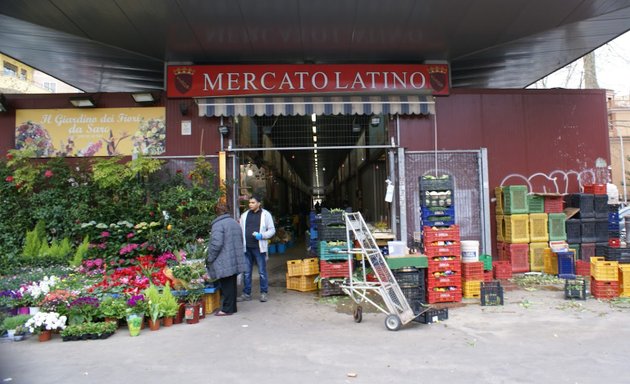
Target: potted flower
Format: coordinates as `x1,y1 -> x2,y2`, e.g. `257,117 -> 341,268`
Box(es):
67,297 -> 100,325
1,314 -> 32,340
98,296 -> 127,325
143,285 -> 163,331
60,321 -> 117,341
160,282 -> 179,327
125,295 -> 146,337
184,288 -> 204,324
24,311 -> 67,342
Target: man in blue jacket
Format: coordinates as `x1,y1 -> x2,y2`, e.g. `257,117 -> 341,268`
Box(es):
238,195 -> 276,302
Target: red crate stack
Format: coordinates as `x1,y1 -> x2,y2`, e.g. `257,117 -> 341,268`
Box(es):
424,225 -> 462,304
505,243 -> 529,273
493,261 -> 513,279
575,260 -> 590,277
590,278 -> 620,299
462,261 -> 484,280
319,259 -> 352,279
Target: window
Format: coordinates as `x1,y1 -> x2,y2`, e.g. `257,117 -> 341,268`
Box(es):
43,82 -> 56,92
3,62 -> 17,77
19,69 -> 27,80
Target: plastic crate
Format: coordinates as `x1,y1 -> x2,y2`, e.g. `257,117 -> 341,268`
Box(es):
608,211 -> 620,224
544,196 -> 564,213
479,253 -> 493,271
203,292 -> 221,313
424,244 -> 461,257
590,278 -> 620,299
568,244 -> 580,262
593,195 -> 609,219
566,193 -> 594,219
318,240 -> 348,260
504,214 -> 530,243
543,248 -> 558,275
319,259 -> 352,278
503,185 -> 529,214
595,219 -> 609,242
480,281 -> 504,306
422,217 -> 456,227
580,243 -> 595,262
565,219 -> 581,243
317,225 -> 347,241
620,265 -> 630,297
528,242 -> 547,272
529,213 -> 549,242
393,267 -> 423,287
461,262 -> 484,280
496,215 -> 505,241
412,304 -> 448,324
575,260 -> 590,277
494,187 -> 504,214
427,259 -> 461,272
320,208 -> 345,226
590,257 -> 619,281
463,280 -> 481,298
420,190 -> 454,208
609,238 -> 621,248
583,184 -> 606,194
401,287 -> 426,304
548,213 -> 567,241
286,273 -> 318,292
606,247 -> 630,263
484,270 -> 494,282
287,258 -> 320,277
427,289 -> 462,304
319,278 -> 345,296
595,242 -> 609,257
527,194 -> 545,213
556,251 -> 576,277
564,278 -> 587,300
420,175 -> 454,192
505,243 -> 529,273
493,261 -> 513,279
423,225 -> 461,242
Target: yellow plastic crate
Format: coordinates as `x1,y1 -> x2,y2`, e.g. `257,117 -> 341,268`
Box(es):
463,280 -> 481,298
590,257 -> 618,282
203,292 -> 221,313
496,215 -> 505,241
495,187 -> 504,214
543,248 -> 557,275
287,258 -> 319,277
619,265 -> 630,297
528,213 -> 549,242
529,242 -> 547,272
504,214 -> 530,243
286,273 -> 318,292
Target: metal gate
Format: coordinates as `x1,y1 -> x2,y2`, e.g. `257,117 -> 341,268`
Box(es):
401,149 -> 491,254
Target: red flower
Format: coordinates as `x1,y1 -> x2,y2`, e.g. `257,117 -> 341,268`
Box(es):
44,170 -> 54,178
176,169 -> 183,174
6,153 -> 13,160
5,175 -> 13,183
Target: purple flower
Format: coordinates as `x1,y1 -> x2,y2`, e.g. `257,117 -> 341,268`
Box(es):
68,296 -> 99,309
127,295 -> 145,307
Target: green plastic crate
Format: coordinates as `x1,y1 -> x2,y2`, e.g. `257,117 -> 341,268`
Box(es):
503,185 -> 529,214
548,213 -> 567,241
527,195 -> 545,213
479,253 -> 493,271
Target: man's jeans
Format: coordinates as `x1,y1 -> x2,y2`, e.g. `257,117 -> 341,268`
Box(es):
243,247 -> 268,295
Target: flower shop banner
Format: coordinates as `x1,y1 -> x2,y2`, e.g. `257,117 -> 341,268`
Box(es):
14,107 -> 166,157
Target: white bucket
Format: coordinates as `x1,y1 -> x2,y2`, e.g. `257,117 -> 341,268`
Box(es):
461,240 -> 480,263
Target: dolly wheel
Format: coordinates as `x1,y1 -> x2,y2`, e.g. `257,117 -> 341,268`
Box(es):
385,315 -> 402,331
353,306 -> 363,323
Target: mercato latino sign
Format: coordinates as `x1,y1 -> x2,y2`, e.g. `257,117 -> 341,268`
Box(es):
167,64 -> 449,98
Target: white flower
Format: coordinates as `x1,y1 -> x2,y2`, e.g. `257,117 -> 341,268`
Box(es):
24,311 -> 67,332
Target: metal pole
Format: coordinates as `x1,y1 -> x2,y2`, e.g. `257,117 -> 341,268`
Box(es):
618,127 -> 627,204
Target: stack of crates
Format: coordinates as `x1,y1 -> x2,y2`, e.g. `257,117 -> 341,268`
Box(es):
317,209 -> 351,279
565,192 -> 609,263
393,267 -> 426,304
318,240 -> 349,296
620,265 -> 630,297
423,225 -> 462,303
479,253 -> 494,281
462,261 -> 484,299
419,175 -> 455,228
286,258 -> 319,292
495,185 -> 530,273
590,257 -> 619,299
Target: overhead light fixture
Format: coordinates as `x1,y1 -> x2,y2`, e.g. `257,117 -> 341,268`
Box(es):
313,135 -> 317,142
69,96 -> 96,108
131,92 -> 155,104
311,113 -> 316,122
312,126 -> 317,134
0,94 -> 7,112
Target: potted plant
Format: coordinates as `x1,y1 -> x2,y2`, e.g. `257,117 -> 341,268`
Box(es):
60,321 -> 117,341
160,282 -> 179,327
125,295 -> 146,337
67,296 -> 100,325
24,311 -> 67,342
143,285 -> 163,331
98,296 -> 127,325
184,288 -> 203,324
1,314 -> 32,340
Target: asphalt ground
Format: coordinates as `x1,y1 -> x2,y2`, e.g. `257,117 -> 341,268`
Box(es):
1,240 -> 629,384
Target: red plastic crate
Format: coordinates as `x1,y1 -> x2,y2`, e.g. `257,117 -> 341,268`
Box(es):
423,225 -> 461,242
583,184 -> 606,194
493,261 -> 513,279
544,196 -> 564,213
461,261 -> 484,280
496,241 -> 506,261
590,278 -> 620,299
484,270 -> 493,282
319,260 -> 352,278
426,274 -> 462,288
609,238 -> 621,248
575,260 -> 590,277
427,259 -> 461,272
505,243 -> 529,273
427,289 -> 462,304
424,244 -> 461,257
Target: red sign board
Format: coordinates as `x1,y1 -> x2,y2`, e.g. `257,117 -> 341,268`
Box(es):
167,64 -> 449,98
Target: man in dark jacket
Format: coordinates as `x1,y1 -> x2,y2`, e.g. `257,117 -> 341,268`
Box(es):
206,202 -> 248,316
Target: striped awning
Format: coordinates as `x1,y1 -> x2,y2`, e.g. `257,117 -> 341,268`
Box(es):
197,95 -> 435,117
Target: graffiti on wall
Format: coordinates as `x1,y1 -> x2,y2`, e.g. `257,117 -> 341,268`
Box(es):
499,162 -> 609,194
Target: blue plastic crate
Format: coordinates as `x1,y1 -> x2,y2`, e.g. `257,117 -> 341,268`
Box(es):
421,206 -> 455,218
556,251 -> 575,276
422,218 -> 456,227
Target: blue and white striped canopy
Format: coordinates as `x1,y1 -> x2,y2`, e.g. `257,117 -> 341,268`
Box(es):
197,95 -> 434,117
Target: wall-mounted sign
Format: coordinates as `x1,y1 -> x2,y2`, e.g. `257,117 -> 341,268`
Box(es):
14,107 -> 166,157
167,63 -> 450,98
